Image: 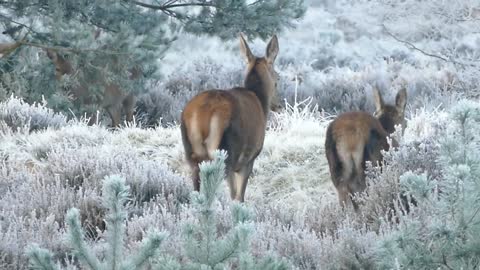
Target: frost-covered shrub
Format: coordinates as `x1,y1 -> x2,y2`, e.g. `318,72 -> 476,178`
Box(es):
277,62 -> 462,117
27,175 -> 165,270
135,59 -> 243,127
151,151 -> 289,269
0,96 -> 68,133
353,135 -> 443,229
2,72 -> 478,270
375,100 -> 480,269
0,125 -> 189,269
25,155 -> 288,270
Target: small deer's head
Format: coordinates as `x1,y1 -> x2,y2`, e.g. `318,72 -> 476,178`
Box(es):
239,33 -> 279,107
45,49 -> 74,80
373,87 -> 407,134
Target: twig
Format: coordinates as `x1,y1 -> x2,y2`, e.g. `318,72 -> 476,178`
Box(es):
382,24 -> 480,69
382,25 -> 450,62
0,13 -> 39,35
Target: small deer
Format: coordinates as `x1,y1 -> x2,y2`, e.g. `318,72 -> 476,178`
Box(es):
325,87 -> 407,210
180,34 -> 279,202
45,49 -> 137,127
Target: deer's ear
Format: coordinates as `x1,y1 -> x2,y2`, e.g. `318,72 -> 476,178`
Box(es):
265,34 -> 279,64
372,86 -> 384,112
45,49 -> 58,62
396,87 -> 407,114
239,33 -> 255,63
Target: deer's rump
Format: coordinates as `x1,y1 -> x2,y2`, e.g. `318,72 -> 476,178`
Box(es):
325,111 -> 389,188
181,88 -> 266,170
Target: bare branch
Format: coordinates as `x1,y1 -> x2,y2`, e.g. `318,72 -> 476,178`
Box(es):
382,25 -> 450,62
382,25 -> 479,68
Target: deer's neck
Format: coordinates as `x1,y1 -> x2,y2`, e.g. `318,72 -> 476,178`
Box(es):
244,68 -> 274,116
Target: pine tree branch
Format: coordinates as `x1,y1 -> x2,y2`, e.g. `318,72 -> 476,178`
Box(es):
131,1 -> 216,10
0,13 -> 39,36
18,41 -> 129,55
121,232 -> 166,270
66,209 -> 103,270
26,245 -> 59,270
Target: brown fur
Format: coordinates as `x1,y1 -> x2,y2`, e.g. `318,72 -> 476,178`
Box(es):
325,87 -> 407,210
45,49 -> 137,127
181,34 -> 279,202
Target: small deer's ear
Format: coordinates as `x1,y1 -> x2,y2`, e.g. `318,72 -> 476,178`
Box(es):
239,33 -> 254,63
373,86 -> 384,112
265,34 -> 279,64
44,49 -> 58,62
395,87 -> 407,113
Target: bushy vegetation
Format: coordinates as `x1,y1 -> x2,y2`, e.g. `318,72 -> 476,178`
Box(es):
25,152 -> 288,270
136,0 -> 478,126
1,0 -> 480,269
0,95 -> 68,132
0,93 -> 479,269
27,175 -> 166,270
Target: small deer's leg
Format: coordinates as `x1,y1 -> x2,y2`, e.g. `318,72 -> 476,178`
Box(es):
351,196 -> 360,212
191,162 -> 200,192
350,169 -> 367,213
337,184 -> 350,210
123,94 -> 136,123
87,112 -> 98,126
106,106 -> 122,128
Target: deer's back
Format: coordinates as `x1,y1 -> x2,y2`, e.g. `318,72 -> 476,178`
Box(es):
68,82 -> 127,107
329,112 -> 387,147
102,84 -> 127,107
227,88 -> 267,152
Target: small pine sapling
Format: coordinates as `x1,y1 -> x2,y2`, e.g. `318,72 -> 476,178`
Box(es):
377,100 -> 480,269
27,175 -> 166,270
154,150 -> 289,270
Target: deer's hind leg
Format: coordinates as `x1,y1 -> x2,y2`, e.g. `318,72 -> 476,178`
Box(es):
232,159 -> 255,202
336,183 -> 350,209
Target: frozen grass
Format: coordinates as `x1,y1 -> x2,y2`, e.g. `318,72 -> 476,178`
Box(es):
0,90 -> 454,269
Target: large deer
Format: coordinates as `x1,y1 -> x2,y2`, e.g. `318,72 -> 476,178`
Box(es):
180,34 -> 279,202
45,49 -> 137,127
325,87 -> 407,210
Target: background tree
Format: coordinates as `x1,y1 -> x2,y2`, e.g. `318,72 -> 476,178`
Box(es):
0,0 -> 306,123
